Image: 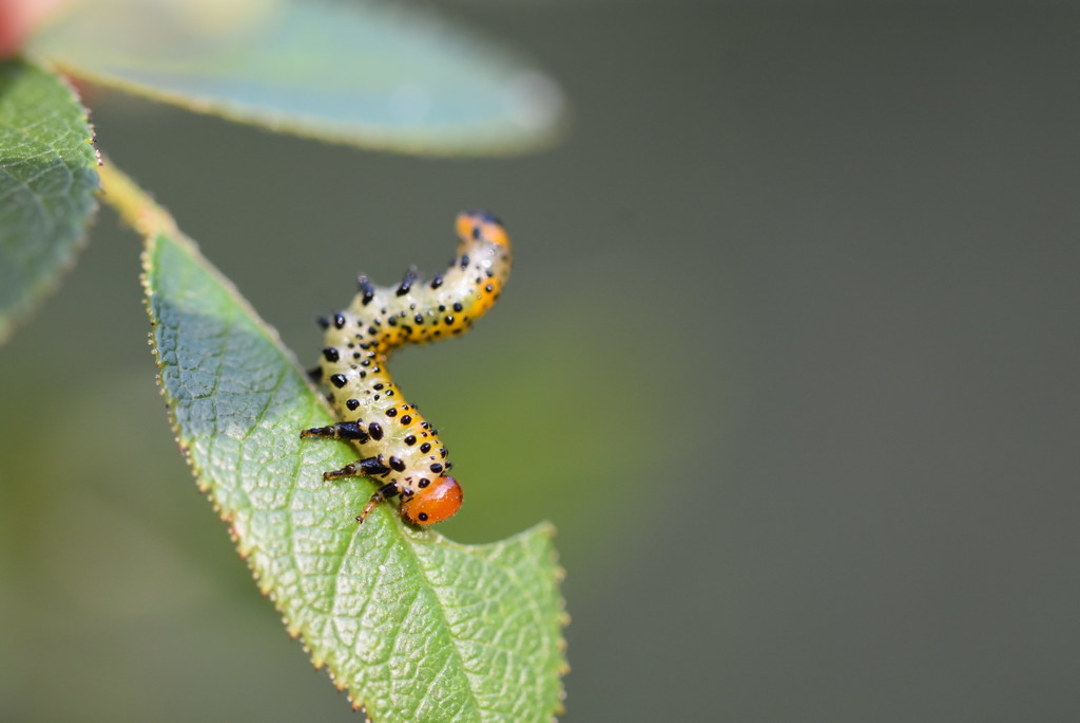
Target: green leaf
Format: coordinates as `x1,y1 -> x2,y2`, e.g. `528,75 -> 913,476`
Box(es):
30,0 -> 566,155
0,60 -> 98,345
124,166 -> 566,720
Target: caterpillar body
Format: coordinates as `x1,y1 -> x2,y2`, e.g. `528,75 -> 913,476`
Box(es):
301,211 -> 511,526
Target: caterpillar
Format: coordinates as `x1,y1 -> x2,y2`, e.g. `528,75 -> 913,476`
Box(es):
300,211 -> 511,526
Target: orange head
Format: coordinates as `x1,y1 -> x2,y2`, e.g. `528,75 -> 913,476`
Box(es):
400,476 -> 463,525
456,211 -> 510,249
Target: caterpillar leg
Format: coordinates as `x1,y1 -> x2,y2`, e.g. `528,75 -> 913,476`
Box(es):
321,457 -> 395,522
300,421 -> 370,442
300,423 -> 399,522
356,482 -> 400,524
320,455 -> 390,481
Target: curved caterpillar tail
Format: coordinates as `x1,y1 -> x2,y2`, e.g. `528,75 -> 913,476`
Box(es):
301,211 -> 512,525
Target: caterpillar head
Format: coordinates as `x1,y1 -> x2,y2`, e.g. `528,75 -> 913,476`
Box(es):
457,211 -> 509,249
400,476 -> 463,525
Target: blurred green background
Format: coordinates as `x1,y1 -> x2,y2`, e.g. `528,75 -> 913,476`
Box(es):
3,2 -> 1080,720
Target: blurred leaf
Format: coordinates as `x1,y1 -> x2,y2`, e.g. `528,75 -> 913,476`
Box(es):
30,0 -> 566,155
108,163 -> 566,720
0,60 -> 98,345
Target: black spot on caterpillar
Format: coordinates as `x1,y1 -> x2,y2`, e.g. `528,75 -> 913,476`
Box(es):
300,211 -> 511,525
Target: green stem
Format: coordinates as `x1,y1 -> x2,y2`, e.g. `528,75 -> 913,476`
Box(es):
96,159 -> 179,238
